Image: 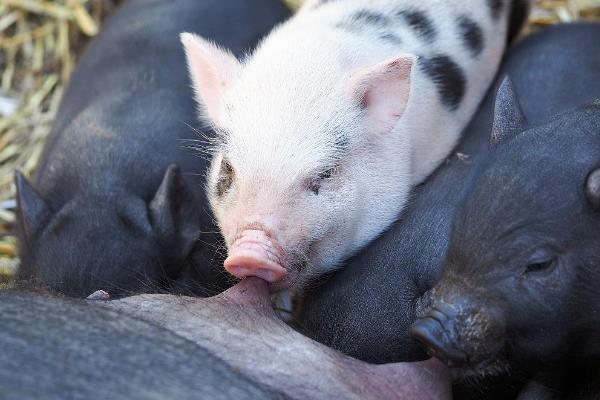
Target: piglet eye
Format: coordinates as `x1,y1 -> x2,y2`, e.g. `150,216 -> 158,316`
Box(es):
319,167 -> 335,180
308,178 -> 321,195
308,166 -> 337,195
216,158 -> 235,197
523,258 -> 557,277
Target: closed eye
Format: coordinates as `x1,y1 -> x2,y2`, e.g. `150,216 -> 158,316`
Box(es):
319,166 -> 336,180
309,165 -> 338,195
523,258 -> 557,277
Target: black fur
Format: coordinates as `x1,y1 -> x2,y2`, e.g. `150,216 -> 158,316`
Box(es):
379,32 -> 402,44
295,23 -> 600,400
351,9 -> 391,27
487,0 -> 504,19
419,55 -> 466,111
417,23 -> 600,398
457,16 -> 484,57
337,9 -> 391,36
508,0 -> 531,43
14,0 -> 290,297
332,128 -> 350,156
397,9 -> 437,43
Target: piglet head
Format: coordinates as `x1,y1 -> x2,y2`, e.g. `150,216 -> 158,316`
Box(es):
411,274 -> 508,377
182,34 -> 416,289
15,165 -> 198,296
412,80 -> 600,378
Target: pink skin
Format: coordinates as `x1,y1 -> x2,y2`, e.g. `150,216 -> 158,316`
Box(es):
100,278 -> 452,400
210,55 -> 414,289
218,192 -> 307,287
224,229 -> 288,283
182,36 -> 420,290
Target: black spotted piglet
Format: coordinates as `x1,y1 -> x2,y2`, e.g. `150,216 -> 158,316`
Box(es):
182,0 -> 528,290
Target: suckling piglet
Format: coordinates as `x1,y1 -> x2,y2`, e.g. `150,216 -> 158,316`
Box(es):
181,0 -> 528,289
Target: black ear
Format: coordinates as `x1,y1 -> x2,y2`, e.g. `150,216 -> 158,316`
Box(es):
585,168 -> 600,210
15,171 -> 51,240
149,164 -> 199,253
490,76 -> 528,146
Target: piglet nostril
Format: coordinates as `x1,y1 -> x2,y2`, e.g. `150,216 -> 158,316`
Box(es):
410,318 -> 447,359
225,255 -> 288,283
224,230 -> 288,284
410,317 -> 468,366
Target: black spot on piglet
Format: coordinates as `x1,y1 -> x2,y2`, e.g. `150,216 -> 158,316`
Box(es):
420,55 -> 466,111
487,0 -> 504,19
351,10 -> 390,27
397,9 -> 437,43
336,9 -> 390,35
379,32 -> 402,44
458,16 -> 484,57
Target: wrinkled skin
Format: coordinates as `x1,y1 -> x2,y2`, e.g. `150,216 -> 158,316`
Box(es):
0,281 -> 452,400
15,0 -> 290,297
102,278 -> 452,400
0,289 -> 279,400
411,23 -> 600,397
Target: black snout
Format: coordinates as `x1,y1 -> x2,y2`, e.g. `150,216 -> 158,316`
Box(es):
410,308 -> 468,367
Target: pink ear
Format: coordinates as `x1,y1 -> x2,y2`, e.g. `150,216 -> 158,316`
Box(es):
348,54 -> 415,134
180,33 -> 240,125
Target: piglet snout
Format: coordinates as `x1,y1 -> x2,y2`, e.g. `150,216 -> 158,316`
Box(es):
224,230 -> 287,283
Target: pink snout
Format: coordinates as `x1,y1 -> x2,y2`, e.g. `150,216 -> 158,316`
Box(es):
224,230 -> 288,283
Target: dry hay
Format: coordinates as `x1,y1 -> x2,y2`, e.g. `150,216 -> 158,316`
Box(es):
1,0 -> 600,282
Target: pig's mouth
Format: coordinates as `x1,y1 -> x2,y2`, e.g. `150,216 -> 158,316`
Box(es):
410,305 -> 509,379
411,306 -> 469,368
224,229 -> 304,288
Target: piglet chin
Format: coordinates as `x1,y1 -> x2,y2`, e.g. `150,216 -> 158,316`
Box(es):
224,230 -> 288,283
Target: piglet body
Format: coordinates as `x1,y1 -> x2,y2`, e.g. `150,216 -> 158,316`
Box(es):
183,0 -> 528,289
411,23 -> 600,399
0,281 -> 451,400
102,278 -> 452,400
14,0 -> 290,296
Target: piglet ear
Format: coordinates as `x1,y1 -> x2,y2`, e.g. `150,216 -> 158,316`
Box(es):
150,164 -> 198,255
490,76 -> 527,146
348,54 -> 415,135
181,33 -> 241,125
15,171 -> 51,241
585,168 -> 600,210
